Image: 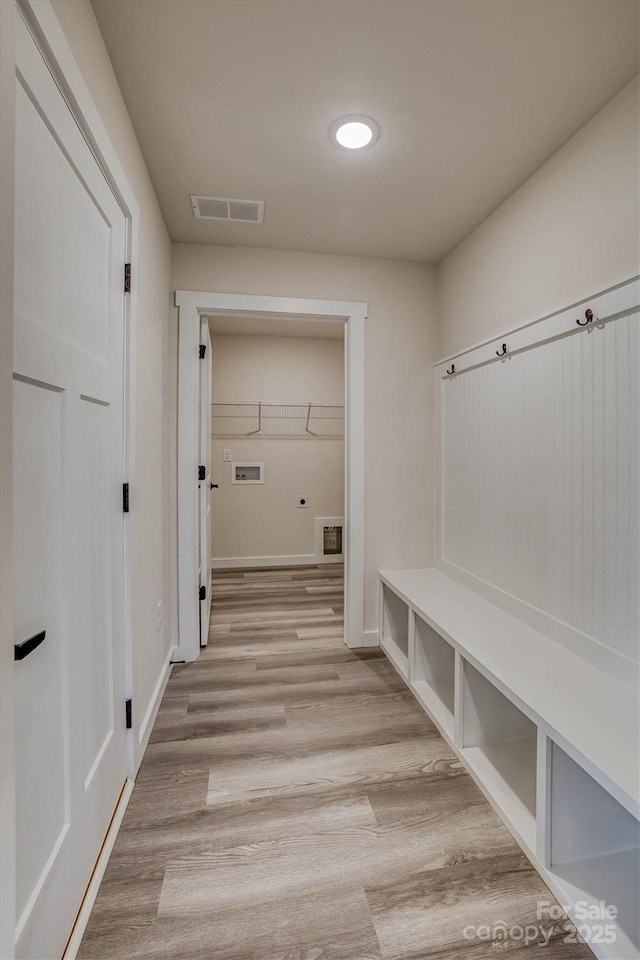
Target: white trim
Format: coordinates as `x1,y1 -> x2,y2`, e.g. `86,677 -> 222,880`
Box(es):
361,628 -> 380,647
0,4 -> 16,957
211,554 -> 344,569
434,271 -> 640,367
135,646 -> 177,759
18,1 -> 140,222
61,779 -> 135,960
177,291 -> 366,663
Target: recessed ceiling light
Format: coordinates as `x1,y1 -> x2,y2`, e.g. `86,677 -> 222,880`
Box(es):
329,115 -> 380,150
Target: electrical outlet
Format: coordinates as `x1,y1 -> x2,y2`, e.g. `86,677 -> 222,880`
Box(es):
157,601 -> 163,633
297,496 -> 309,508
223,449 -> 231,461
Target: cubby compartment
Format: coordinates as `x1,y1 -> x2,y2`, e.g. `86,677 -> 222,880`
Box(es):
546,742 -> 640,960
378,568 -> 640,960
411,615 -> 455,736
380,584 -> 409,678
461,660 -> 537,852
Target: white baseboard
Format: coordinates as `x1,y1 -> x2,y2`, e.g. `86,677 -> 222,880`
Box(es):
63,646 -> 175,958
62,778 -> 135,960
136,644 -> 177,765
362,629 -> 379,646
347,628 -> 379,649
211,554 -> 343,569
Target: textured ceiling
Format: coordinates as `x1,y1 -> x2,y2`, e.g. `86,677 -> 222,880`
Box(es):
90,0 -> 639,262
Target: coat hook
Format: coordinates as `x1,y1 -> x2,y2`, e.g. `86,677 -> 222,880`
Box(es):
446,364 -> 455,376
576,308 -> 594,327
496,343 -> 508,357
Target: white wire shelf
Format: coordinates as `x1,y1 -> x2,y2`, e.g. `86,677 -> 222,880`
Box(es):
211,401 -> 344,439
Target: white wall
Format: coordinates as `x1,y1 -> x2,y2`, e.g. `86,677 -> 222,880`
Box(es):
211,333 -> 344,563
437,79 -> 639,358
0,3 -> 16,955
434,79 -> 639,689
49,0 -> 174,763
213,333 -> 344,401
173,246 -> 438,634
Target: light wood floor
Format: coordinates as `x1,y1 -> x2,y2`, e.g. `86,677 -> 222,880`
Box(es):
79,565 -> 590,959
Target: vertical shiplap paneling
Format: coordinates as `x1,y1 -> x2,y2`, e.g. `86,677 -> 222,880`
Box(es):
580,328 -> 594,640
591,320 -> 606,645
613,316 -> 629,654
441,312 -> 639,667
564,339 -> 574,623
628,315 -> 640,662
571,332 -> 584,631
602,319 -> 617,652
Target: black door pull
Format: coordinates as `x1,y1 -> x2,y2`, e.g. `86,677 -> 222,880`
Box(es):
210,483 -> 218,489
15,630 -> 46,661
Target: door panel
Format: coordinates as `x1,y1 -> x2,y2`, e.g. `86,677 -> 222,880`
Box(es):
14,84 -> 111,361
69,396 -> 115,787
13,12 -> 128,958
13,378 -> 67,926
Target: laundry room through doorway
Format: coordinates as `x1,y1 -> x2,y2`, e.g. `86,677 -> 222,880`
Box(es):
207,314 -> 345,643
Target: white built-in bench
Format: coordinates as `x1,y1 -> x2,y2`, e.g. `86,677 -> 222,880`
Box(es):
379,568 -> 640,960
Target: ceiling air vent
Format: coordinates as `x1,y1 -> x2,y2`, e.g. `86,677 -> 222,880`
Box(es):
191,195 -> 264,223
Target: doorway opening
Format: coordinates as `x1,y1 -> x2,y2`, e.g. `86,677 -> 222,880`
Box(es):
175,290 -> 366,663
206,316 -> 346,648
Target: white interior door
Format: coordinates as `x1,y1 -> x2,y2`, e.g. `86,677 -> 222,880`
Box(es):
198,320 -> 212,645
13,12 -> 128,958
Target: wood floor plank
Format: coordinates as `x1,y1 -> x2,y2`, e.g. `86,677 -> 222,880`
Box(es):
149,704 -> 287,744
156,802 -> 517,917
166,664 -> 341,695
109,792 -> 378,862
79,564 -> 590,960
185,671 -> 417,711
365,853 -> 589,959
212,594 -> 345,610
205,738 -> 464,806
209,607 -> 336,623
254,647 -> 384,670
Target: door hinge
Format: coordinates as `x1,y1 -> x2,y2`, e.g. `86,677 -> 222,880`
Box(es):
198,465 -> 206,481
199,584 -> 206,601
124,263 -> 132,293
125,698 -> 132,729
122,482 -> 130,513
199,343 -> 206,359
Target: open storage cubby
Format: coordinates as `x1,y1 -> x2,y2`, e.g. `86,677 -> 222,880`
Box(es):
546,741 -> 640,960
380,584 -> 409,678
411,614 -> 455,736
461,660 -> 537,852
378,568 -> 640,960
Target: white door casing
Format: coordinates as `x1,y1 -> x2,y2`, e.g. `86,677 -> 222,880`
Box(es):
176,292 -> 366,663
199,319 -> 212,646
13,10 -> 129,957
